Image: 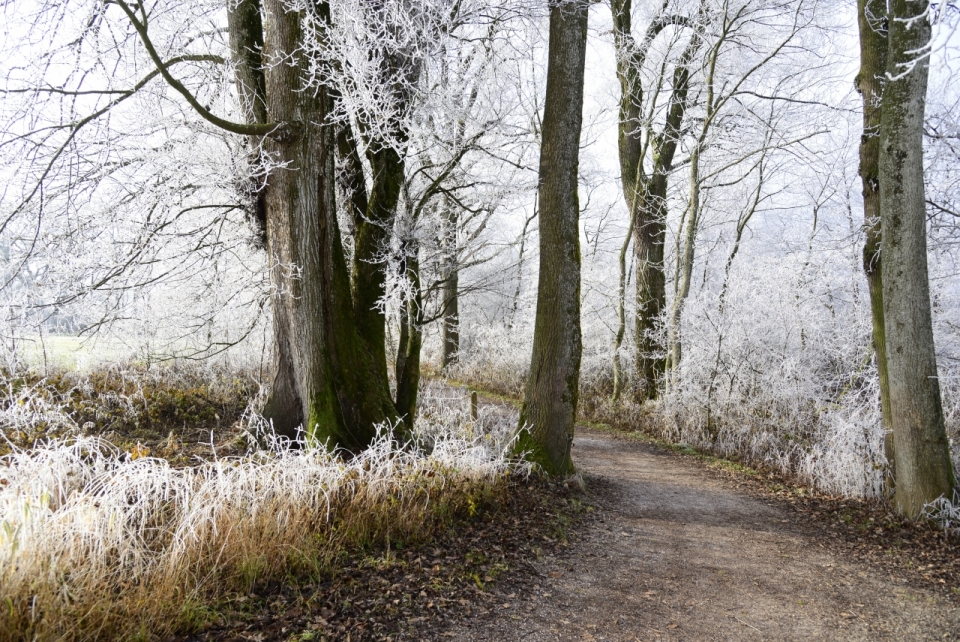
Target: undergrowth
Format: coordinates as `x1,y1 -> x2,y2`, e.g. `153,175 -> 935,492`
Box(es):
0,370 -> 526,640
0,364 -> 256,458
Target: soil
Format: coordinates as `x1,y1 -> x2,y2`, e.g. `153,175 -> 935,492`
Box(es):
442,427 -> 960,641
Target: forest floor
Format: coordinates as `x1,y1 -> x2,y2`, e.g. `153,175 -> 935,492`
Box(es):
169,392 -> 960,642
442,426 -> 960,641
180,423 -> 960,642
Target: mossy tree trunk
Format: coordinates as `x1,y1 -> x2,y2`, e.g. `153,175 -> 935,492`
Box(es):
855,0 -> 894,490
353,144 -> 405,387
879,0 -> 957,517
229,1 -> 399,449
515,0 -> 588,476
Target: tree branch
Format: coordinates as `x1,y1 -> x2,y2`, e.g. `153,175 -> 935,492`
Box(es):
110,0 -> 296,139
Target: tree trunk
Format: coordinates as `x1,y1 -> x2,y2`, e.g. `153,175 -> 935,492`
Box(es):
334,118 -> 369,262
515,0 -> 588,476
880,0 -> 956,517
633,187 -> 667,400
228,0 -> 269,248
395,242 -> 423,428
665,143 -> 699,379
611,214 -> 634,404
441,260 -> 460,368
611,0 -> 695,401
352,144 -> 404,391
253,1 -> 398,449
856,0 -> 894,491
440,200 -> 460,367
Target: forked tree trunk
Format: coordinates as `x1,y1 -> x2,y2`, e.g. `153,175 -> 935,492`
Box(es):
611,0 -> 694,401
515,0 -> 588,476
236,1 -> 398,449
879,0 -> 956,517
855,0 -> 894,491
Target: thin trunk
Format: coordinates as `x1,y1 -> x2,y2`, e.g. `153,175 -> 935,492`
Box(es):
611,214 -> 634,403
395,242 -> 423,428
441,268 -> 460,367
441,202 -> 460,367
515,0 -> 588,475
510,207 -> 538,326
880,0 -> 956,516
856,0 -> 894,492
708,161 -> 764,438
665,143 -> 699,379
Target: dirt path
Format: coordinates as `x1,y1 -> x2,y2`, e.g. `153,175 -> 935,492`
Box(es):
444,428 -> 960,641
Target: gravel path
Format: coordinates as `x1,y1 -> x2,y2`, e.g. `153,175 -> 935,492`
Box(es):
444,428 -> 960,641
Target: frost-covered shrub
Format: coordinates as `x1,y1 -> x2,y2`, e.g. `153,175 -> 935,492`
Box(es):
450,251 -> 905,500
445,318 -> 534,397
643,256 -> 892,498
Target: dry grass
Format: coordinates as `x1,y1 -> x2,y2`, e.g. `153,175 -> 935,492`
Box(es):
0,364 -> 256,459
0,373 -> 524,641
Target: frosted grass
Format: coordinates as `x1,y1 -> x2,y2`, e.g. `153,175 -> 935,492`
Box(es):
0,381 -> 524,640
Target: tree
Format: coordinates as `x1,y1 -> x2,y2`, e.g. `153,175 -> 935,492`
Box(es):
0,0 -> 479,449
610,0 -> 698,401
855,0 -> 894,491
221,0 -> 398,447
515,0 -> 588,475
664,0 -> 817,382
878,0 -> 957,516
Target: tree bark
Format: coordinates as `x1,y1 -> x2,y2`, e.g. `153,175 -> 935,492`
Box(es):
351,144 -> 404,393
440,205 -> 460,368
395,241 -> 423,427
515,0 -> 588,476
334,118 -> 369,261
253,1 -> 398,449
665,142 -> 698,378
611,0 -> 693,401
879,0 -> 956,517
611,213 -> 634,404
856,0 -> 894,491
228,0 -> 269,248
